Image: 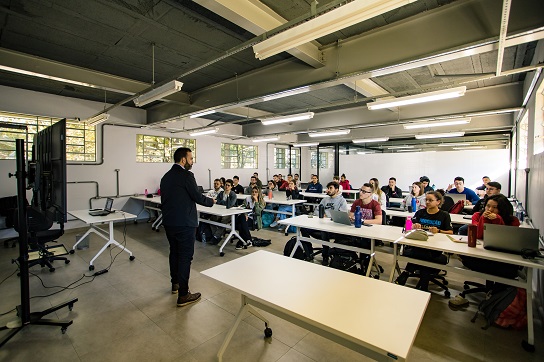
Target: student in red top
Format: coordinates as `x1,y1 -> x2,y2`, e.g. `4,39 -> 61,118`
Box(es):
349,183 -> 382,224
339,174 -> 351,193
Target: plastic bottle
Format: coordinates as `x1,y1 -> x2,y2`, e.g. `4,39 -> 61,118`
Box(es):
431,184 -> 436,190
268,190 -> 272,200
411,197 -> 417,212
318,204 -> 325,218
144,188 -> 148,196
516,203 -> 524,222
201,232 -> 207,244
405,218 -> 412,231
354,206 -> 362,228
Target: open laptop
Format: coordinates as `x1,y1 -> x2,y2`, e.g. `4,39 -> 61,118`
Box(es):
330,209 -> 352,226
483,224 -> 540,254
89,198 -> 114,216
447,193 -> 466,204
272,191 -> 287,200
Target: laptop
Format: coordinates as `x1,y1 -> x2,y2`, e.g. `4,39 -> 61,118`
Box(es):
483,224 -> 540,254
89,198 -> 114,216
330,209 -> 352,226
447,193 -> 467,204
272,191 -> 287,200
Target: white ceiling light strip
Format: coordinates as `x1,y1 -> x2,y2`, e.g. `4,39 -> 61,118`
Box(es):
133,80 -> 183,107
352,137 -> 389,143
403,118 -> 471,129
261,112 -> 314,125
367,86 -> 466,110
415,132 -> 465,139
190,110 -> 217,118
308,130 -> 350,138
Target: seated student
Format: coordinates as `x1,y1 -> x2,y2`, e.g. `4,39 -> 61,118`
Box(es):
209,179 -> 237,244
475,175 -> 491,195
349,183 -> 382,225
207,178 -> 223,198
472,181 -> 501,214
301,181 -> 348,265
277,174 -> 289,190
245,176 -> 258,194
232,176 -> 245,194
402,181 -> 426,211
305,174 -> 323,193
436,189 -> 454,212
381,177 -> 403,199
270,180 -> 300,232
446,176 -> 480,204
266,179 -> 278,192
369,178 -> 387,209
332,176 -> 343,191
243,186 -> 266,230
294,173 -> 301,189
395,191 -> 453,288
419,176 -> 433,193
339,173 -> 351,192
449,194 -> 521,307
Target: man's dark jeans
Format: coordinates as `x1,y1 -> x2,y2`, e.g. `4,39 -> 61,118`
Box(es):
165,225 -> 196,296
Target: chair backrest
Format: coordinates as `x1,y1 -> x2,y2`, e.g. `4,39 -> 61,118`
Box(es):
13,206 -> 53,233
381,210 -> 387,225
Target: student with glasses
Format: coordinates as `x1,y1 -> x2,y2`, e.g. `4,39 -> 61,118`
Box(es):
349,183 -> 382,225
209,179 -> 238,245
395,191 -> 453,288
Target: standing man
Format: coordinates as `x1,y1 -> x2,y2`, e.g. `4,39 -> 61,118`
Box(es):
161,147 -> 215,307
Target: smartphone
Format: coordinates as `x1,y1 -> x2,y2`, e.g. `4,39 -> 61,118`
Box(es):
363,223 -> 373,227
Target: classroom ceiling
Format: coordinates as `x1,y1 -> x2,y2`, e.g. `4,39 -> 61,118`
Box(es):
0,0 -> 543,152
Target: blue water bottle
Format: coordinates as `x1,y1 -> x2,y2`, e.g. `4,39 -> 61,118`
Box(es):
411,197 -> 417,212
354,206 -> 362,228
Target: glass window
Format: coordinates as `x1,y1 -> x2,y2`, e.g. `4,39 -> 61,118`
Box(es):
518,112 -> 528,169
290,148 -> 300,169
310,151 -> 329,168
221,143 -> 258,169
0,112 -> 96,161
274,147 -> 286,169
136,134 -> 196,163
534,88 -> 544,155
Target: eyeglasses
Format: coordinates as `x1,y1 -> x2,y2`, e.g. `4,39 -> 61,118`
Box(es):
360,190 -> 372,194
486,187 -> 497,191
225,184 -> 232,187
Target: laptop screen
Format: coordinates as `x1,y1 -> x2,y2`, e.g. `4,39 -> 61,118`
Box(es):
105,198 -> 114,211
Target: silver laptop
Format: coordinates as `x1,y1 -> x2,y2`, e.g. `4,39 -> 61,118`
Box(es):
447,193 -> 467,203
483,224 -> 540,254
272,191 -> 287,200
330,209 -> 352,226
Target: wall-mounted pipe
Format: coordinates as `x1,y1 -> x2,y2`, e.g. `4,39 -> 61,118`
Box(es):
208,169 -> 212,189
114,169 -> 120,197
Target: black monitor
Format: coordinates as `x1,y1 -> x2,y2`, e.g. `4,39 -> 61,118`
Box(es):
31,119 -> 67,224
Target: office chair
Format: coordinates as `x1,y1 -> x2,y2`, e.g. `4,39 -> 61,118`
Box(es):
14,206 -> 70,272
1,196 -> 21,248
399,248 -> 450,297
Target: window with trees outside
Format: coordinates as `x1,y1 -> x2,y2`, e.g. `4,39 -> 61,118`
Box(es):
0,111 -> 96,161
274,147 -> 286,169
290,148 -> 300,169
136,134 -> 196,163
310,151 -> 329,168
221,143 -> 258,169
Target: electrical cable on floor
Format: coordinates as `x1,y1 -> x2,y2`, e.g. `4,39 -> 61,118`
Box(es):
0,268 -> 18,287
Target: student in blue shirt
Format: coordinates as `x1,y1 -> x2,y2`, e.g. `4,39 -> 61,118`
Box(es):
305,174 -> 323,193
446,176 -> 480,204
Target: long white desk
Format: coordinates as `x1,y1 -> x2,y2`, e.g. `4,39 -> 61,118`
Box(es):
385,209 -> 473,225
69,209 -> 137,271
202,250 -> 430,362
390,233 -> 544,350
279,215 -> 404,277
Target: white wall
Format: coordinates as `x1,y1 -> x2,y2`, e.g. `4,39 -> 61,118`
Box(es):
339,149 -> 511,193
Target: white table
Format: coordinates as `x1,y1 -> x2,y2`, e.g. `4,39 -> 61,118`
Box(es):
385,209 -> 473,225
132,195 -> 164,230
389,197 -> 404,204
279,215 -> 404,277
69,210 -> 137,271
390,233 -> 544,350
202,250 -> 430,362
263,198 -> 306,235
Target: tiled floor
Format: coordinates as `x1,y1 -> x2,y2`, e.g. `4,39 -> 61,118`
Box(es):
0,221 -> 542,361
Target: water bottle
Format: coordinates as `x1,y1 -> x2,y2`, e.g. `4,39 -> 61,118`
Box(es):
516,203 -> 524,222
318,204 -> 325,218
268,190 -> 272,200
144,188 -> 148,196
431,184 -> 436,190
405,218 -> 412,231
354,206 -> 362,228
201,232 -> 206,244
411,197 -> 417,212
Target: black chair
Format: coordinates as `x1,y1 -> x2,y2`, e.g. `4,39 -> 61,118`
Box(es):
1,196 -> 21,248
399,248 -> 451,297
14,207 -> 70,272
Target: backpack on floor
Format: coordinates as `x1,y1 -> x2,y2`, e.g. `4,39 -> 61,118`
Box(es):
283,236 -> 313,260
329,248 -> 364,275
471,286 -> 517,329
195,222 -> 213,242
262,212 -> 274,228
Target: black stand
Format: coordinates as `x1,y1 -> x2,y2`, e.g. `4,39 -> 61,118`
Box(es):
0,140 -> 78,348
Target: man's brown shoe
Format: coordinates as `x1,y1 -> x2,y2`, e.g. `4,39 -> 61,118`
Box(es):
177,291 -> 201,307
171,283 -> 179,294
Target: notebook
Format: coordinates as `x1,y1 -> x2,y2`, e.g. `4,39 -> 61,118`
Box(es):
447,193 -> 467,203
483,224 -> 540,254
330,209 -> 352,226
89,198 -> 114,216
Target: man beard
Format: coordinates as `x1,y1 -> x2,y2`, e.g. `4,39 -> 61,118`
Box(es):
184,162 -> 192,171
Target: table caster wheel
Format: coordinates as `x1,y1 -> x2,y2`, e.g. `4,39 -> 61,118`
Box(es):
264,327 -> 272,338
284,232 -> 288,236
463,284 -> 470,290
129,256 -> 135,261
156,228 -> 160,232
49,267 -> 55,272
220,252 -> 225,257
89,265 -> 95,271
134,220 -> 138,224
68,303 -> 74,311
522,340 -> 535,352
65,260 -> 70,264
61,327 -> 67,334
69,250 -> 75,254
373,275 -> 379,279
151,227 -> 155,231
444,290 -> 451,298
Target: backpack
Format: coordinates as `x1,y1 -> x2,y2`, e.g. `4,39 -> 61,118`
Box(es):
283,236 -> 313,260
471,286 -> 517,329
495,288 -> 527,330
328,248 -> 364,275
195,222 -> 213,242
448,200 -> 465,214
262,212 -> 274,228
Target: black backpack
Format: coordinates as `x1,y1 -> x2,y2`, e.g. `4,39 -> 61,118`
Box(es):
328,248 -> 364,275
471,286 -> 517,329
283,236 -> 313,261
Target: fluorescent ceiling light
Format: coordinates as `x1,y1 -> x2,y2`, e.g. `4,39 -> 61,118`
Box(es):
357,151 -> 375,155
387,145 -> 414,149
308,130 -> 351,138
252,137 -> 279,143
292,142 -> 319,147
437,142 -> 473,147
396,149 -> 421,152
367,86 -> 466,110
190,110 -> 216,118
261,112 -> 314,125
262,87 -> 310,102
403,118 -> 471,129
415,132 -> 465,140
253,0 -> 416,60
352,137 -> 389,143
189,128 -> 217,136
133,80 -> 183,107
86,113 -> 110,126
452,146 -> 487,150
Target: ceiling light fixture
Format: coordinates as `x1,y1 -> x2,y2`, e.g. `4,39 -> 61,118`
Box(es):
133,80 -> 183,107
189,128 -> 217,136
357,151 -> 375,155
395,149 -> 422,152
367,86 -> 466,110
403,118 -> 471,129
308,130 -> 350,138
437,142 -> 473,147
415,132 -> 465,139
292,142 -> 319,147
261,112 -> 314,125
190,110 -> 216,118
452,146 -> 488,150
86,113 -> 110,127
253,0 -> 416,60
352,137 -> 389,143
252,137 -> 279,143
387,145 -> 415,149
262,86 -> 310,102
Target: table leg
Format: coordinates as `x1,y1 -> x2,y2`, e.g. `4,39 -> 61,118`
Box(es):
289,228 -> 304,258
218,214 -> 245,256
366,239 -> 376,278
88,221 -> 134,268
218,295 -> 250,361
389,243 -> 399,283
525,269 -> 534,348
